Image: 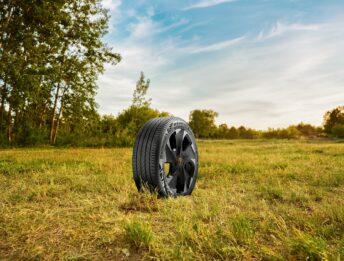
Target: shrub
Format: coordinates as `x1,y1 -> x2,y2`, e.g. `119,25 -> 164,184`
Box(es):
332,124 -> 344,138
323,106 -> 344,134
262,126 -> 301,139
296,123 -> 322,137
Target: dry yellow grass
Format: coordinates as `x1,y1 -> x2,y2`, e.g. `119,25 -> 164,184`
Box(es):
0,140 -> 343,260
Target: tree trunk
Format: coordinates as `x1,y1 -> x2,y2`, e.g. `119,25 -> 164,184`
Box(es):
0,83 -> 5,131
7,104 -> 12,143
39,103 -> 48,129
52,101 -> 64,145
50,83 -> 60,144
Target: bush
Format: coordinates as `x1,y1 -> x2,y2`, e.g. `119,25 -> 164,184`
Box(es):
296,123 -> 322,137
332,124 -> 344,138
117,106 -> 169,143
323,106 -> 344,134
238,126 -> 260,139
262,126 -> 301,139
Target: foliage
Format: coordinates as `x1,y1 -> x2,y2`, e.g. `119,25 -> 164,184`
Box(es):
117,72 -> 168,141
189,110 -> 324,140
262,126 -> 301,139
132,72 -> 151,108
0,0 -> 120,145
323,106 -> 344,135
0,140 -> 343,259
237,126 -> 260,139
332,124 -> 344,138
296,123 -> 323,137
50,72 -> 167,147
117,106 -> 168,142
189,109 -> 218,138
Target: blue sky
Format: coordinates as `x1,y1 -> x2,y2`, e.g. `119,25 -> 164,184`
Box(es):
97,0 -> 344,129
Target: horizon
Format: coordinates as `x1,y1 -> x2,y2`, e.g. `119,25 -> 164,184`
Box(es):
97,0 -> 344,129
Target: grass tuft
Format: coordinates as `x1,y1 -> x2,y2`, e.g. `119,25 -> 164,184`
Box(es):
259,185 -> 284,202
230,215 -> 254,243
124,220 -> 154,250
289,230 -> 328,260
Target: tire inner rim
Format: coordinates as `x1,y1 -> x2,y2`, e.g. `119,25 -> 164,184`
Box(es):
160,128 -> 197,195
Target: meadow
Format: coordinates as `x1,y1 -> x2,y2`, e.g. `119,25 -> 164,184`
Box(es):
0,140 -> 343,260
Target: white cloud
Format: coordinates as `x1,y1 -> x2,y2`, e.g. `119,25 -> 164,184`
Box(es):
256,22 -> 321,41
128,16 -> 158,40
184,0 -> 237,10
97,15 -> 344,128
96,11 -> 187,115
128,15 -> 188,40
101,0 -> 121,11
188,36 -> 245,54
101,0 -> 122,33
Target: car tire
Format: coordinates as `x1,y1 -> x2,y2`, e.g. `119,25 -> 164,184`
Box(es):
132,117 -> 198,197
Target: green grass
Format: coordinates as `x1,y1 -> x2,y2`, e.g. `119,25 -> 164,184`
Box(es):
0,140 -> 343,260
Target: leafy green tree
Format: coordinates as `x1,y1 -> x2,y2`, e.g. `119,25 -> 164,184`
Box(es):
48,0 -> 121,144
0,0 -> 120,145
189,109 -> 218,138
323,106 -> 344,135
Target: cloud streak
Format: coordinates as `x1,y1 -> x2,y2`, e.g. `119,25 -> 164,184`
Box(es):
183,0 -> 237,10
256,22 -> 321,41
188,36 -> 245,53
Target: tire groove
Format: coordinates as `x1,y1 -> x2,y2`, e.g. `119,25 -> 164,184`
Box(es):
142,118 -> 165,188
137,118 -> 158,187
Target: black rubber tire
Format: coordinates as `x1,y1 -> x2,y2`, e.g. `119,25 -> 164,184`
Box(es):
132,117 -> 198,197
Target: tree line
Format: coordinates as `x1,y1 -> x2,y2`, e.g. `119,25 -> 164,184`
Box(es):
0,1 -> 343,147
1,67 -> 343,147
189,107 -> 344,140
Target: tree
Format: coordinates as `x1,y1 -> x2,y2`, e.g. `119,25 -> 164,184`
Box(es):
0,0 -> 121,145
228,126 -> 239,139
323,106 -> 344,135
46,0 -> 121,144
215,124 -> 239,139
238,126 -> 260,139
217,124 -> 229,139
116,72 -> 168,142
262,126 -> 300,139
189,109 -> 218,138
132,72 -> 151,108
332,124 -> 344,138
296,123 -> 322,137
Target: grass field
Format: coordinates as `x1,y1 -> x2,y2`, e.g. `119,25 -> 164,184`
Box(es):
0,140 -> 343,260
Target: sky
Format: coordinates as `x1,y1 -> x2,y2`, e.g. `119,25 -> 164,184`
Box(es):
97,0 -> 344,129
